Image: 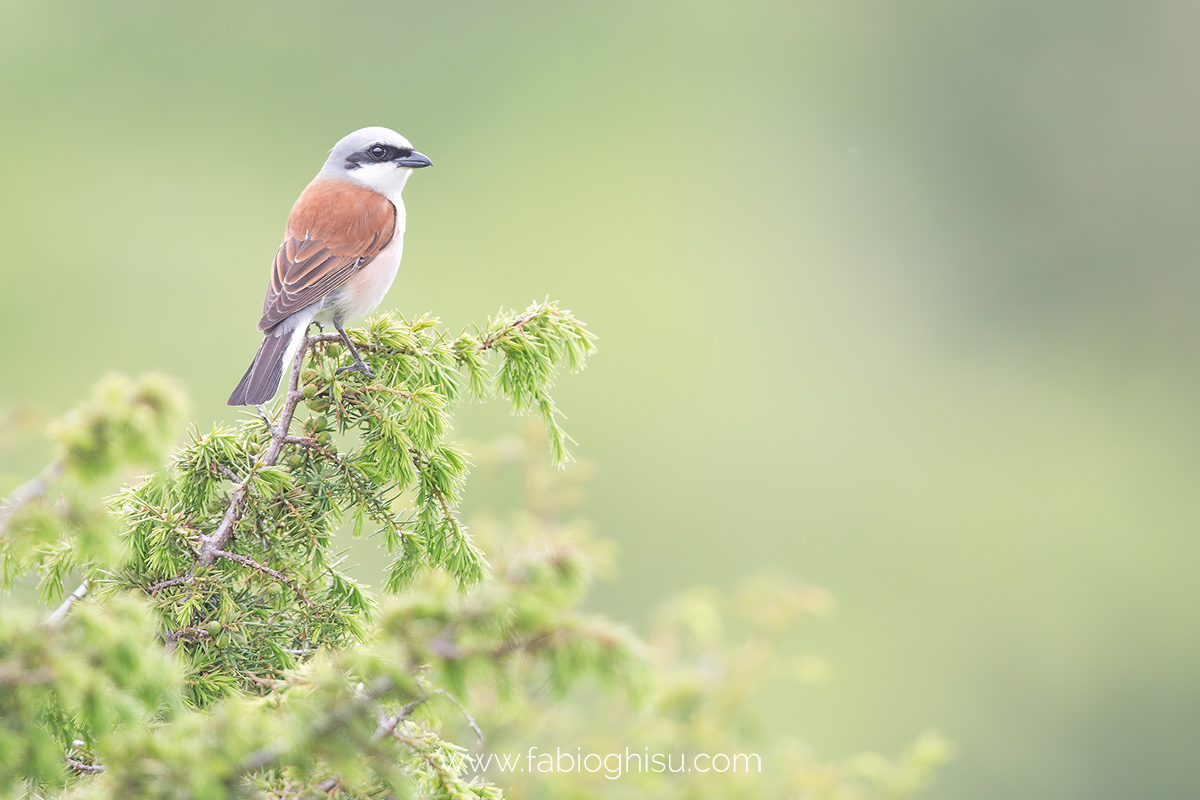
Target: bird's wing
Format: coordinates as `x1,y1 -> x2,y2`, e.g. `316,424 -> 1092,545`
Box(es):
257,179 -> 397,332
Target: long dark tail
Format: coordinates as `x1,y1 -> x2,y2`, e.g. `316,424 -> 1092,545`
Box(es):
228,331 -> 291,406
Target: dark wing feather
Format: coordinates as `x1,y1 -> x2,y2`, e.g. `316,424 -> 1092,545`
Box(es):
257,180 -> 396,333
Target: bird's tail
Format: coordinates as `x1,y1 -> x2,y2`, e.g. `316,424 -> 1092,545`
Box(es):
228,331 -> 291,406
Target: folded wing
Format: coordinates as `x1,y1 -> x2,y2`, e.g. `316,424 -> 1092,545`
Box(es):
258,179 -> 397,333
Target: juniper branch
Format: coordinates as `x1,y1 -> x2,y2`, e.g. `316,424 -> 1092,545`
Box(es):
211,548 -> 313,609
372,694 -> 429,741
215,464 -> 242,484
238,676 -> 396,774
197,332 -> 311,566
476,312 -> 529,350
285,433 -> 412,551
43,580 -> 90,627
65,757 -> 105,775
432,688 -> 485,745
0,460 -> 64,536
145,575 -> 190,595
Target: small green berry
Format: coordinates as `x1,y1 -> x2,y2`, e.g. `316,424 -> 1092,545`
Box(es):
205,620 -> 222,637
316,431 -> 332,446
314,415 -> 330,432
288,454 -> 303,469
301,368 -> 318,382
303,383 -> 319,400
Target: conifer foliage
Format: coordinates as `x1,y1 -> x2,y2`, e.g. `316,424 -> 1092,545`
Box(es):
0,301 -> 947,799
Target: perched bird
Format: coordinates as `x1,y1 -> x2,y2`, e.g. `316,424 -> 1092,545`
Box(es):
227,127 -> 432,406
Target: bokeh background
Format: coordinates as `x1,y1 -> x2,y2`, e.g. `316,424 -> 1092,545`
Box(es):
3,1 -> 1200,797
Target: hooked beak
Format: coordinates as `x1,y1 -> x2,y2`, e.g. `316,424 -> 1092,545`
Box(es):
395,150 -> 432,169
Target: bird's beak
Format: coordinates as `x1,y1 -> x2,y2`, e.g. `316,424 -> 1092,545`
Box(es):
395,151 -> 432,168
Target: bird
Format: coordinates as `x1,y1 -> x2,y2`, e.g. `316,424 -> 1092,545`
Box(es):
227,127 -> 432,406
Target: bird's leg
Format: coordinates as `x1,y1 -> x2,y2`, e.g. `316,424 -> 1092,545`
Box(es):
333,321 -> 374,379
255,404 -> 277,439
304,319 -> 324,344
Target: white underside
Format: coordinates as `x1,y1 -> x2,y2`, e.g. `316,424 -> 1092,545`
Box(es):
272,200 -> 407,376
315,225 -> 405,325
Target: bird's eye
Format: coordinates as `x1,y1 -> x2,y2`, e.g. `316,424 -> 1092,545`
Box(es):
369,145 -> 388,160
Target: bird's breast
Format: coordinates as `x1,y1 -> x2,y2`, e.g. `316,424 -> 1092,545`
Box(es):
323,221 -> 405,323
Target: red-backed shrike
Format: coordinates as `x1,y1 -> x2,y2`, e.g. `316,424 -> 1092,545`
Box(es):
227,127 -> 432,406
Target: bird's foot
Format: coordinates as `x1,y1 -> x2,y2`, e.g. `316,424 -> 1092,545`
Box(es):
335,360 -> 375,380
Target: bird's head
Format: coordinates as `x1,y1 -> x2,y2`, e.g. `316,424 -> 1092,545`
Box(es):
322,126 -> 432,198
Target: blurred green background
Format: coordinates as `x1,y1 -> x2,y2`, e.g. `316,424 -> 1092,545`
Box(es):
4,1 -> 1200,797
